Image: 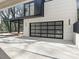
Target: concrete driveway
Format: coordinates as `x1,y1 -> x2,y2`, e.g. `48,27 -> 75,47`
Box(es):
0,34 -> 78,59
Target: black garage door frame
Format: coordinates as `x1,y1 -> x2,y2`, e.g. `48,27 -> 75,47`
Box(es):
30,21 -> 64,39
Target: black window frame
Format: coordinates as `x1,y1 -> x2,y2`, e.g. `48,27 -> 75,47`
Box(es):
24,1 -> 35,17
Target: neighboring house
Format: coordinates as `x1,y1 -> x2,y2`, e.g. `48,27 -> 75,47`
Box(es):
0,0 -> 79,47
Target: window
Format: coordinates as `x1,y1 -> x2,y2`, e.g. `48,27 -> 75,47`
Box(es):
24,2 -> 34,16
24,3 -> 30,16
3,9 -> 9,18
30,2 -> 34,16
8,7 -> 15,19
0,0 -> 44,20
0,11 -> 6,19
30,21 -> 63,39
15,4 -> 24,18
0,9 -> 9,19
34,0 -> 44,16
24,0 -> 44,17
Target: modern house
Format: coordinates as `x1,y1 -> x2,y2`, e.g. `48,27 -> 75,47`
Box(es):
0,0 -> 79,47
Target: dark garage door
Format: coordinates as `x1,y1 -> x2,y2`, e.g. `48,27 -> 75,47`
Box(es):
30,21 -> 63,39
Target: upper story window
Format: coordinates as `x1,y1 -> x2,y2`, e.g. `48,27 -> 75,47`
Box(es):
3,9 -> 8,18
8,7 -> 15,19
0,11 -> 5,19
24,1 -> 34,17
30,2 -> 34,16
15,4 -> 24,18
0,9 -> 8,19
24,0 -> 44,17
0,0 -> 44,20
24,3 -> 30,16
34,0 -> 44,16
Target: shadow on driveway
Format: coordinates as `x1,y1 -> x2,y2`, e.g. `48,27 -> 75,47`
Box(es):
0,48 -> 11,59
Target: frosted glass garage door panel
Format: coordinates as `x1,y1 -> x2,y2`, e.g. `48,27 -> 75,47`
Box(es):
36,30 -> 40,33
55,22 -> 63,25
31,23 -> 35,26
36,27 -> 40,29
48,34 -> 54,38
41,22 -> 47,25
31,30 -> 35,32
48,22 -> 54,25
31,27 -> 36,29
55,26 -> 62,29
55,30 -> 63,34
41,30 -> 47,34
55,35 -> 62,38
35,23 -> 41,26
41,34 -> 47,37
48,26 -> 54,29
41,26 -> 47,29
31,34 -> 35,36
48,30 -> 54,34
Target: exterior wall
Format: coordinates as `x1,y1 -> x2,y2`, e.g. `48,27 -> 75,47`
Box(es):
23,0 -> 77,41
75,33 -> 79,48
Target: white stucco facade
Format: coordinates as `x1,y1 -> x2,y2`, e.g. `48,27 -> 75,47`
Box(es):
24,0 -> 77,41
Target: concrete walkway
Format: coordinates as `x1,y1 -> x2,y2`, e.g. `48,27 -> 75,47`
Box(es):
0,34 -> 78,59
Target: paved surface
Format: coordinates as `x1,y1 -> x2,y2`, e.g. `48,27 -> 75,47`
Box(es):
0,34 -> 79,59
